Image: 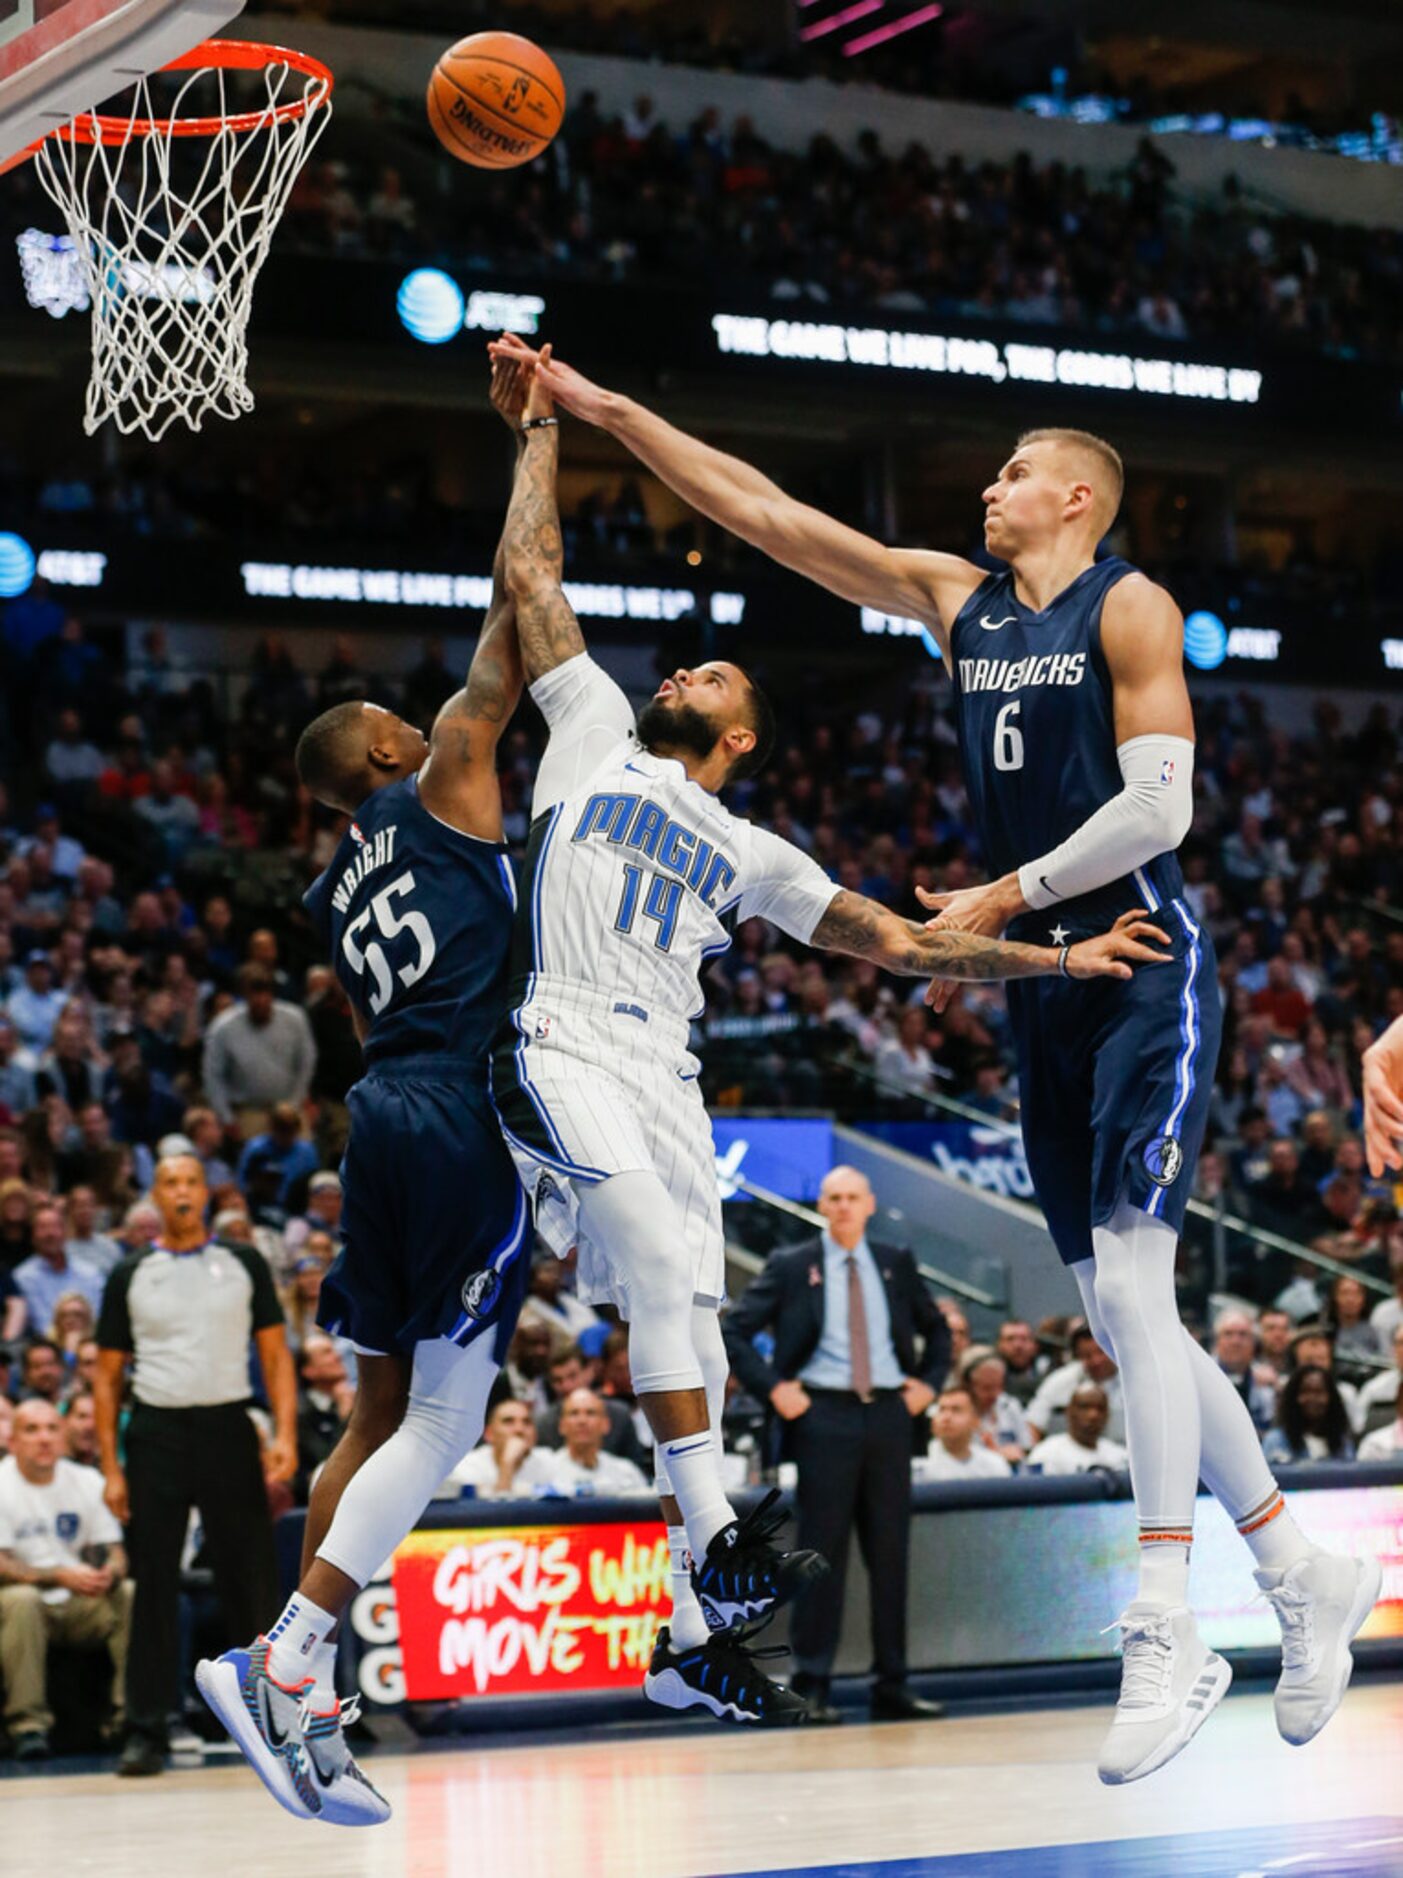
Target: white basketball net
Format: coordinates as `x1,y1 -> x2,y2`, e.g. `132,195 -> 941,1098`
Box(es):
32,54 -> 331,441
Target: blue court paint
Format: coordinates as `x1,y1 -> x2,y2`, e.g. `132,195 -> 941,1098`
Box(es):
733,1817 -> 1403,1878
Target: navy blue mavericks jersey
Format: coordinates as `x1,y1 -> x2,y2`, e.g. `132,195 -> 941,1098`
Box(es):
304,774 -> 517,1067
948,557 -> 1186,939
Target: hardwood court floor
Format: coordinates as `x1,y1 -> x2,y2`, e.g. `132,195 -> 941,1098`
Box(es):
3,1680 -> 1401,1877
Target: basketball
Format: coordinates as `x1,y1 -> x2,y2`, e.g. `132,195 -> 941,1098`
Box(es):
427,31 -> 565,170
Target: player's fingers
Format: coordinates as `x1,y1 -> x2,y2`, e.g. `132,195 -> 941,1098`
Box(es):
1121,920 -> 1172,947
1117,940 -> 1173,963
1366,1080 -> 1403,1127
932,982 -> 955,1013
915,887 -> 951,909
1113,908 -> 1150,928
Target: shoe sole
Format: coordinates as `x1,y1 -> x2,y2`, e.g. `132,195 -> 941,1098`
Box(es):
697,1550 -> 829,1634
194,1658 -> 313,1823
1278,1557 -> 1384,1748
315,1778 -> 393,1829
1098,1651 -> 1232,1786
642,1665 -> 809,1729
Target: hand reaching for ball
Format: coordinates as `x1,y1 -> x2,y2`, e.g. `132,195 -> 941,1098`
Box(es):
523,343 -> 555,424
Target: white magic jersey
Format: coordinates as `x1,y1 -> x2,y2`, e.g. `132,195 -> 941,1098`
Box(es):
516,655 -> 836,1027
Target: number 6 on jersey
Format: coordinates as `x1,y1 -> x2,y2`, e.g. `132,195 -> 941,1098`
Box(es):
993,700 -> 1025,772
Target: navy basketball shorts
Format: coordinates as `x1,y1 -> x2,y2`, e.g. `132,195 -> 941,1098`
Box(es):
319,1055 -> 530,1358
1005,900 -> 1221,1267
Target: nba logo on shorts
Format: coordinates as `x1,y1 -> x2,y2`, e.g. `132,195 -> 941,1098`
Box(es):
1159,758 -> 1176,786
460,1267 -> 502,1318
1143,1135 -> 1183,1187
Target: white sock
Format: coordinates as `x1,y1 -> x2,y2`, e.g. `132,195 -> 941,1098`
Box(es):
1233,1489 -> 1323,1576
266,1592 -> 337,1688
306,1639 -> 339,1711
666,1527 -> 710,1648
1136,1532 -> 1191,1607
1085,1205 -> 1201,1611
658,1431 -> 734,1560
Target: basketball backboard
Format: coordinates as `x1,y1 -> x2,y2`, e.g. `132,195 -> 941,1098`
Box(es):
0,0 -> 245,165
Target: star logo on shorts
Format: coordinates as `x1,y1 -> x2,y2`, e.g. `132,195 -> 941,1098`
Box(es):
1049,923 -> 1069,946
1143,1136 -> 1183,1188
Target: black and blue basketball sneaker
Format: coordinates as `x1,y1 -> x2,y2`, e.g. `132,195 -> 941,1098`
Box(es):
690,1488 -> 828,1633
643,1624 -> 812,1726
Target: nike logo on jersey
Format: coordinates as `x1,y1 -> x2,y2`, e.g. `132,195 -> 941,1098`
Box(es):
980,615 -> 1016,631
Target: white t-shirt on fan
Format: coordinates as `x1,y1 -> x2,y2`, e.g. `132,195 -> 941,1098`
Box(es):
0,1456 -> 122,1604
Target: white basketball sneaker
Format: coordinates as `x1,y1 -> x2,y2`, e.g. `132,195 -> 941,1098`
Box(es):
1097,1603 -> 1231,1786
1255,1553 -> 1383,1747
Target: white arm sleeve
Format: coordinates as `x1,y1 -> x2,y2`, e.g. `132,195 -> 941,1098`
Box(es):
1017,733 -> 1194,912
529,653 -> 639,815
737,827 -> 840,945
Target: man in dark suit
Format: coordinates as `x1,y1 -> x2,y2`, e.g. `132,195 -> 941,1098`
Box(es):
723,1165 -> 950,1724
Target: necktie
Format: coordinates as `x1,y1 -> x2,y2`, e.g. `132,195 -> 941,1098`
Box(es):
847,1254 -> 873,1402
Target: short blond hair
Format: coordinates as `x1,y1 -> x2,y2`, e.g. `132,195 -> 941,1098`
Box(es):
1016,427 -> 1124,527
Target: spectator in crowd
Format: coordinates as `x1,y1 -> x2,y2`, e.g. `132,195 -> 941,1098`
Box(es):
503,1320 -> 555,1415
1,1262 -> 23,1341
517,1251 -> 601,1345
180,1106 -> 236,1190
535,1344 -> 649,1467
6,951 -> 66,1055
1291,1326 -> 1363,1433
923,1384 -> 1012,1481
961,1347 -> 1031,1465
294,1333 -> 355,1498
0,1017 -> 37,1116
0,1396 -> 13,1455
12,1201 -> 104,1331
445,1396 -> 558,1499
19,1339 -> 65,1405
64,1187 -> 121,1276
536,1389 -> 650,1497
0,1177 -> 33,1270
1358,1377 -> 1403,1463
50,1291 -> 96,1363
1255,1307 -> 1295,1383
1263,1365 -> 1357,1465
64,1391 -> 101,1467
280,1233 -> 336,1351
200,966 -> 315,1133
0,1398 -> 132,1759
94,1154 -> 295,1776
873,1006 -> 937,1100
1025,1383 -> 1129,1475
994,1319 -> 1047,1405
282,1169 -> 343,1260
1370,1247 -> 1403,1345
1026,1323 -> 1125,1443
723,1164 -> 948,1724
1357,1323 -> 1403,1427
237,1101 -> 320,1207
1327,1276 -> 1382,1365
1212,1311 -> 1279,1434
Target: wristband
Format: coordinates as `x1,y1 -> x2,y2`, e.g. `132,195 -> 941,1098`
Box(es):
521,416 -> 559,432
1057,944 -> 1071,978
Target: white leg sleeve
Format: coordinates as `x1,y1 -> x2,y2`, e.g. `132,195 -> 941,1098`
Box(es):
1073,1255 -> 1280,1522
316,1336 -> 498,1588
654,1304 -> 729,1493
576,1171 -> 705,1396
1087,1204 -> 1201,1551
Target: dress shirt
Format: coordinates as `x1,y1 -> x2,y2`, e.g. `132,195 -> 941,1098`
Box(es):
799,1232 -> 904,1393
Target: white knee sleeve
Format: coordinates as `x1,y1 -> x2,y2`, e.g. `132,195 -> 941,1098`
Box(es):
317,1336 -> 498,1588
656,1304 -> 730,1494
576,1172 -> 705,1396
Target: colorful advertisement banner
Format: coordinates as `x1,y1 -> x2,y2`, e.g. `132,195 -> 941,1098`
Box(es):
390,1519 -> 669,1702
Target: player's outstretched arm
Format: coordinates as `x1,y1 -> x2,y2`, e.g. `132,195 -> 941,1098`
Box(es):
417,354 -> 530,833
500,347 -> 589,683
488,334 -> 980,644
1363,1016 -> 1403,1176
812,893 -> 1170,998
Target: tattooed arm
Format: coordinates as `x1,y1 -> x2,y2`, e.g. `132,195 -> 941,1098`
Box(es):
501,349 -> 588,682
812,892 -> 1171,1004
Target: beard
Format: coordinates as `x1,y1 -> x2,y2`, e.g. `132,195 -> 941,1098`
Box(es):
636,696 -> 722,764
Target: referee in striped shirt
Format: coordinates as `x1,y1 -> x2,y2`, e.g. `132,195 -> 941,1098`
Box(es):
94,1154 -> 296,1777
